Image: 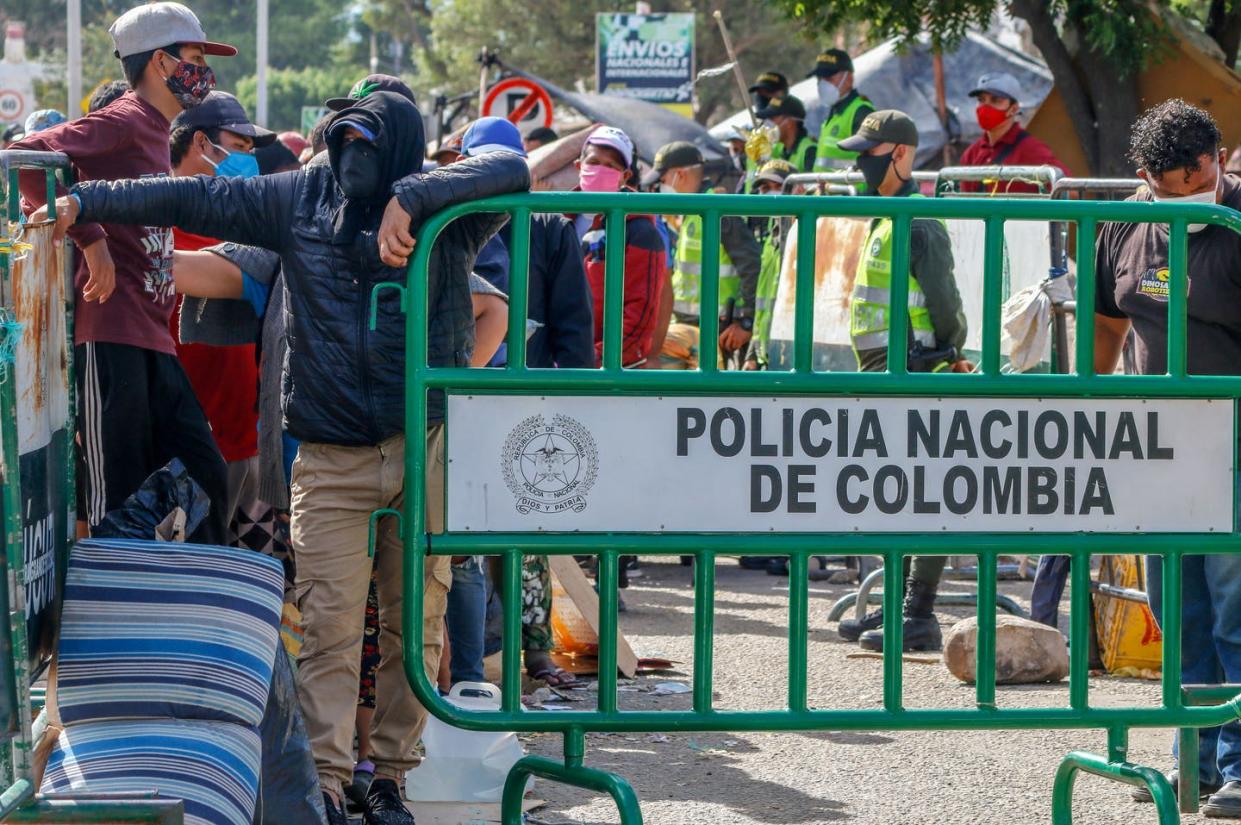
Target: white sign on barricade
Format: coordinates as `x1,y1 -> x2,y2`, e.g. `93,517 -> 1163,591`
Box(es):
446,395 -> 1234,534
1,221 -> 72,665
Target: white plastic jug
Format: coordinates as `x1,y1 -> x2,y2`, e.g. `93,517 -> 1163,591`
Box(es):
405,682 -> 531,803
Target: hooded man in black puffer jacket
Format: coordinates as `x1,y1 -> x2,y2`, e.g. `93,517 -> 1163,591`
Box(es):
41,91 -> 530,825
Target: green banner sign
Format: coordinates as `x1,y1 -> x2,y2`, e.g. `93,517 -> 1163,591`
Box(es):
596,13 -> 694,110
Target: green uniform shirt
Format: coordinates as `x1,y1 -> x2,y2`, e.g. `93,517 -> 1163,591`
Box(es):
815,89 -> 875,170
852,181 -> 967,372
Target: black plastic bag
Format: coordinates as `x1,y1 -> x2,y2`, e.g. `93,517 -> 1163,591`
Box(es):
92,458 -> 210,540
254,647 -> 325,824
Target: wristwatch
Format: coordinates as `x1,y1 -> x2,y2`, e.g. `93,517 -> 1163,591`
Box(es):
738,316 -> 754,332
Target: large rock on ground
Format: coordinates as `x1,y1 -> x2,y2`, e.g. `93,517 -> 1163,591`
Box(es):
944,614 -> 1069,685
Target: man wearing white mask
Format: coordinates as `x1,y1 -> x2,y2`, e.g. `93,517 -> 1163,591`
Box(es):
647,141 -> 761,362
808,48 -> 874,171
1095,99 -> 1241,818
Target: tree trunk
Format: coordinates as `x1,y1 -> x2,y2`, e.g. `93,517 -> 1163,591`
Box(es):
1061,4 -> 1141,179
1009,0 -> 1102,173
1075,46 -> 1140,178
1207,0 -> 1241,67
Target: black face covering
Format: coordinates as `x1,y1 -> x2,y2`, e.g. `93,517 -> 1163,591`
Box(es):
324,91 -> 427,241
338,140 -> 382,200
857,151 -> 893,193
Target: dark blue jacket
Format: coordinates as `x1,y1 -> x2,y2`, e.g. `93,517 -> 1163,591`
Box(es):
74,92 -> 530,445
474,234 -> 510,294
500,213 -> 595,369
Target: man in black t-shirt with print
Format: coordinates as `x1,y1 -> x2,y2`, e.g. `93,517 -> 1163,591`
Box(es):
1095,99 -> 1241,818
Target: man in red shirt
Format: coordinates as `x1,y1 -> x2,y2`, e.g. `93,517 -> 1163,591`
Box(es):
167,91 -> 275,536
14,2 -> 234,543
959,71 -> 1069,195
575,126 -> 671,367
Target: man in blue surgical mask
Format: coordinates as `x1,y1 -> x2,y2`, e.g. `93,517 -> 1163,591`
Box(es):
166,89 -> 276,536
168,90 -> 273,178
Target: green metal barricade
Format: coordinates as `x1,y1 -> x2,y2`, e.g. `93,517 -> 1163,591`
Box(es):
393,191 -> 1241,825
0,151 -> 183,823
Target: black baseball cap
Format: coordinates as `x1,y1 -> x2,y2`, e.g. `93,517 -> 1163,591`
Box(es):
754,94 -> 807,121
256,140 -> 299,174
808,48 -> 853,79
525,126 -> 558,144
748,71 -> 789,95
171,91 -> 276,146
838,109 -> 920,152
642,141 -> 704,185
326,74 -> 417,112
755,159 -> 795,187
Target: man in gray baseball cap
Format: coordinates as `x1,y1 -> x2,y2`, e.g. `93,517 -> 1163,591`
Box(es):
960,70 -> 1069,193
110,2 -> 235,113
6,1 -> 238,548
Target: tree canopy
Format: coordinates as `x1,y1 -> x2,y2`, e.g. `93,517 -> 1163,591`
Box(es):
768,0 -> 1241,174
8,0 -> 359,126
381,0 -> 820,125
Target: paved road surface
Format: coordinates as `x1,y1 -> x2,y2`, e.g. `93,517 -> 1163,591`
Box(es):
519,557 -> 1200,825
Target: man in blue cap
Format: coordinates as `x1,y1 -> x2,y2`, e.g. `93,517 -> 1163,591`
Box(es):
166,90 -> 275,536
459,116 -> 596,686
169,90 -> 275,177
457,117 -> 528,296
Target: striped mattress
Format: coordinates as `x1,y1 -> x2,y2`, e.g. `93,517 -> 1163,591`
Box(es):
55,538 -> 284,727
42,718 -> 261,825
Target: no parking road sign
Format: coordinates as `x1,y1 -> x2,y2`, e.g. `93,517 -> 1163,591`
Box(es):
482,78 -> 553,133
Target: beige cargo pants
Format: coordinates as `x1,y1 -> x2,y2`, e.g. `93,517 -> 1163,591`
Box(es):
289,425 -> 451,800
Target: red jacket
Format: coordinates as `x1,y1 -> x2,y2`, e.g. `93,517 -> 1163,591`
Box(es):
959,126 -> 1069,194
170,228 -> 259,463
580,209 -> 668,367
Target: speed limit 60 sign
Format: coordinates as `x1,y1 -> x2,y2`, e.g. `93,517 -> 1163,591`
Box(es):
482,78 -> 553,133
0,89 -> 27,123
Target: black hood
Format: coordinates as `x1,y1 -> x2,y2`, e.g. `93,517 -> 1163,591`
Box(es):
325,90 -> 425,203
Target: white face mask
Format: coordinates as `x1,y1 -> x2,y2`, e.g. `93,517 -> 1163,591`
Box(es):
818,78 -> 841,108
1149,166 -> 1220,233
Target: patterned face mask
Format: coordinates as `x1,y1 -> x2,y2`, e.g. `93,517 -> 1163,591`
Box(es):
163,57 -> 216,108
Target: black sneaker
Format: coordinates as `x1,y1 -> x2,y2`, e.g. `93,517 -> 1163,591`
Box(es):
765,558 -> 789,576
345,763 -> 375,812
1132,772 -> 1220,803
838,608 -> 883,642
857,614 -> 943,652
739,556 -> 771,570
364,778 -> 414,825
1203,780 -> 1241,817
323,791 -> 349,825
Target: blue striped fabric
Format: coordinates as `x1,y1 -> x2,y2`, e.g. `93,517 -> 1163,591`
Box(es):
56,539 -> 284,728
41,718 -> 261,825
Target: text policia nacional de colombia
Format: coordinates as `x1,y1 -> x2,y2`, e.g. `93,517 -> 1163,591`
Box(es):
674,405 -> 1179,518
